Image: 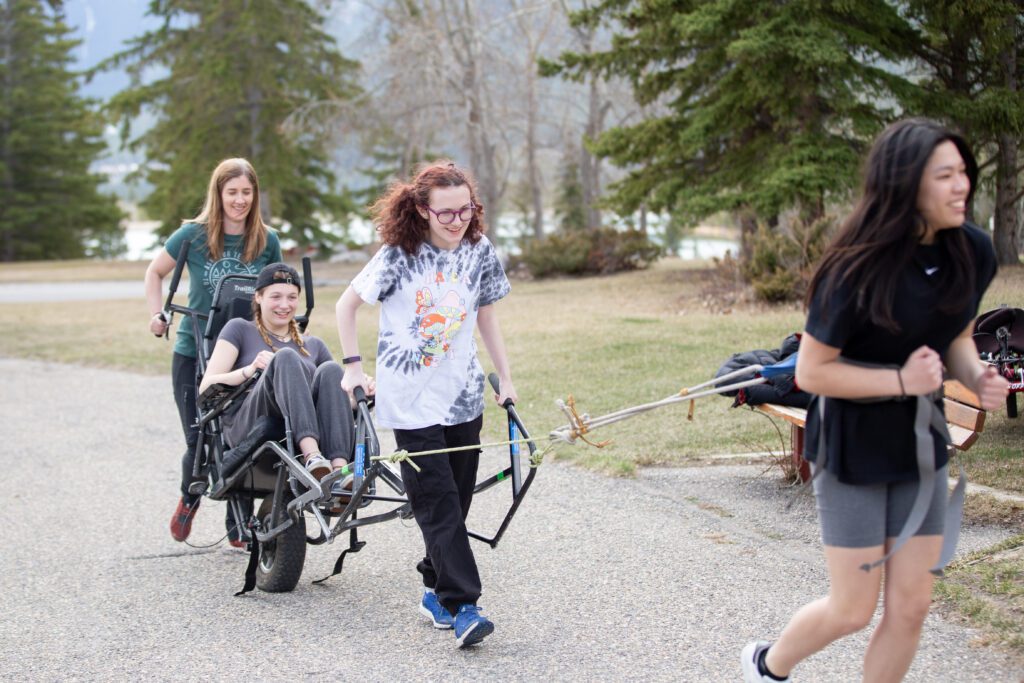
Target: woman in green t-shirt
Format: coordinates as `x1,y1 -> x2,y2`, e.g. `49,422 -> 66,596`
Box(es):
143,158 -> 282,547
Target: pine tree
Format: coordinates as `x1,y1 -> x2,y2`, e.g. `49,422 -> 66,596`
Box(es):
901,0 -> 1024,265
0,0 -> 123,261
546,1 -> 914,248
554,146 -> 587,232
100,0 -> 361,248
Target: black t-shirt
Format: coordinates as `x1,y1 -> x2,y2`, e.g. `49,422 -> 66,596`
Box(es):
804,222 -> 997,484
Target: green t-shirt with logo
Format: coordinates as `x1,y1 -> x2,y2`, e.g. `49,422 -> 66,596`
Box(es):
164,222 -> 282,358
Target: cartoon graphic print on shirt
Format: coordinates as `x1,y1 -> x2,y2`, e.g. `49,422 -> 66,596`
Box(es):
417,287 -> 467,365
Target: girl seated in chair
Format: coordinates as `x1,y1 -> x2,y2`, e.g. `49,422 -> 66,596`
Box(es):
197,263 -> 371,494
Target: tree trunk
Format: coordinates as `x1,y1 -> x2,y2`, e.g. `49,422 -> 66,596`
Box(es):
947,34 -> 977,224
248,83 -> 270,222
0,4 -> 14,262
525,56 -> 544,239
992,19 -> 1021,265
460,0 -> 501,221
581,71 -> 603,230
738,209 -> 757,262
993,134 -> 1021,264
242,0 -> 269,223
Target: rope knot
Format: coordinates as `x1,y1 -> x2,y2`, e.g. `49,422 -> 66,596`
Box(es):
530,443 -> 553,467
386,449 -> 421,472
556,395 -> 611,448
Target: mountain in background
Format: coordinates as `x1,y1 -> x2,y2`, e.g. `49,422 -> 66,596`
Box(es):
62,0 -> 372,204
66,0 -> 371,100
65,0 -> 159,100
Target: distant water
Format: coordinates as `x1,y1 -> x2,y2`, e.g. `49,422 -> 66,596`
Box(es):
673,237 -> 738,261
122,217 -> 740,262
124,220 -> 163,261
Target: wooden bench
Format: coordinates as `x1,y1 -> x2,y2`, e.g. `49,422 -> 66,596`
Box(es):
754,380 -> 986,482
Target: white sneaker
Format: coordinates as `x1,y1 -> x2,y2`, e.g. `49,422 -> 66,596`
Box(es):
741,641 -> 791,682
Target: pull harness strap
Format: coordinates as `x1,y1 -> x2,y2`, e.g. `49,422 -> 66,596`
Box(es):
816,360 -> 961,574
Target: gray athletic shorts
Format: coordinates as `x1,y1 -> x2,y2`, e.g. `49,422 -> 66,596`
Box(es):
811,464 -> 949,548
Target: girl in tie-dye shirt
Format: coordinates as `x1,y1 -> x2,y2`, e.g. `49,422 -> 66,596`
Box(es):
335,161 -> 515,647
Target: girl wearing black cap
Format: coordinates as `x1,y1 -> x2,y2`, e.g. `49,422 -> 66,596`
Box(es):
741,120 -> 1009,682
198,263 -> 364,492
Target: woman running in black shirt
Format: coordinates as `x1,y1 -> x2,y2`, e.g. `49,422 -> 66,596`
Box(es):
742,119 -> 1010,683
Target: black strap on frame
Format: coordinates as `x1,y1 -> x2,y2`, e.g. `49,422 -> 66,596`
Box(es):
312,526 -> 366,585
234,535 -> 261,597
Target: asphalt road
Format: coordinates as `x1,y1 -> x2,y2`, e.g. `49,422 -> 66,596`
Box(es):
1,358 -> 1020,681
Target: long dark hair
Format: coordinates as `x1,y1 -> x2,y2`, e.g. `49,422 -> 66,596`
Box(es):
805,118 -> 978,332
369,160 -> 487,255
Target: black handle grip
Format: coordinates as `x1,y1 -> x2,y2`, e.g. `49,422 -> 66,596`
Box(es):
354,385 -> 367,403
167,239 -> 190,297
488,372 -> 513,408
157,239 -> 190,338
302,256 -> 314,312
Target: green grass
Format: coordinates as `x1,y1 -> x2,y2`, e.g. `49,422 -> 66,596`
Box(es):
933,534 -> 1024,658
1,257 -> 1022,490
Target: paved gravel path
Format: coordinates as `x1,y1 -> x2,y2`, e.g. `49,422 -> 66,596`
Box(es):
1,358 -> 1020,681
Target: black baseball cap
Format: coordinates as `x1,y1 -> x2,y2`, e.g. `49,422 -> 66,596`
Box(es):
255,262 -> 302,292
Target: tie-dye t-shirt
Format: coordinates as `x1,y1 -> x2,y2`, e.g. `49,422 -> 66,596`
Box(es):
351,236 -> 511,430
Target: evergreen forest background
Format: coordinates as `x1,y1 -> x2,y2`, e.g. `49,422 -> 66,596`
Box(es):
1,0 -> 1021,292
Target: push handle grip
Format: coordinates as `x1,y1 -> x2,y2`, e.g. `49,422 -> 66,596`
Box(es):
302,256 -> 314,313
295,256 -> 315,333
157,239 -> 190,338
488,372 -> 513,408
354,386 -> 367,404
167,239 -> 190,299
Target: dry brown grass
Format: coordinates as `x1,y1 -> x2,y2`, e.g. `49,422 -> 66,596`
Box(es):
933,534 -> 1024,661
962,490 -> 1024,528
0,259 -> 149,282
1,257 -> 1021,486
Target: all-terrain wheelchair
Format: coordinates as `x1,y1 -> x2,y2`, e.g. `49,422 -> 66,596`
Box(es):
160,240 -> 539,595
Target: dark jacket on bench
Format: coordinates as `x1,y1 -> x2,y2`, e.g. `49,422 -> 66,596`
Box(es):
715,333 -> 811,409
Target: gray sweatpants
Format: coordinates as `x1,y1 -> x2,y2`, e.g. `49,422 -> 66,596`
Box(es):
224,347 -> 354,462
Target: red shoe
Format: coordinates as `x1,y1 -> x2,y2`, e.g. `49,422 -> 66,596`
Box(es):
169,497 -> 200,542
228,538 -> 247,550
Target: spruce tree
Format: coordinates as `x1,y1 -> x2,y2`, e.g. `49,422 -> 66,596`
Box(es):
101,0 -> 361,248
901,0 -> 1024,265
554,146 -> 587,232
0,0 -> 123,261
546,1 -> 914,239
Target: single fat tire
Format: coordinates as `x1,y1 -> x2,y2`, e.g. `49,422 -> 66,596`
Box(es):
255,495 -> 306,593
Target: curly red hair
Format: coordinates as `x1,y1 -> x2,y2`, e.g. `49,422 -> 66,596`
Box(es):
370,160 -> 487,255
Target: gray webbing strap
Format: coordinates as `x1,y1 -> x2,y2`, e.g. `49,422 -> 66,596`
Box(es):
857,394 -> 952,572
815,359 -> 961,573
934,464 -> 967,576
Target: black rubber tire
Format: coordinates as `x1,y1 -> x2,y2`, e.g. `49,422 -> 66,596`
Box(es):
255,496 -> 306,593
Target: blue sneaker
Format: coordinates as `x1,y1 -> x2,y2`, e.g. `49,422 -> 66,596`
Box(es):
454,604 -> 494,648
419,590 -> 454,629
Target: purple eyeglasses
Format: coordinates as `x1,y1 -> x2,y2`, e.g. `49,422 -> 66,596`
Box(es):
423,203 -> 476,225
